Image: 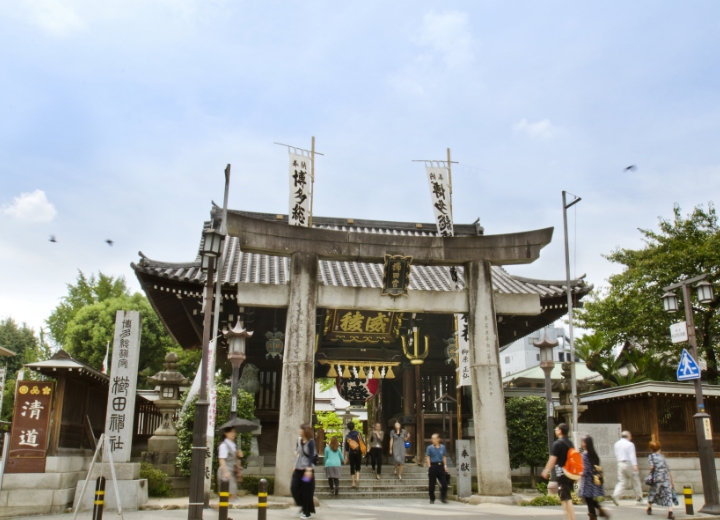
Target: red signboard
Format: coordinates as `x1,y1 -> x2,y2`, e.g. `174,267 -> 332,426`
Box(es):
5,381 -> 54,473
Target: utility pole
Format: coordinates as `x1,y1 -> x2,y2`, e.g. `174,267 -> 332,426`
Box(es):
562,191 -> 581,441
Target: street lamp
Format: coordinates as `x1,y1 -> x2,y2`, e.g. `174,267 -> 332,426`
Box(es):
532,330 -> 558,455
662,274 -> 719,515
188,227 -> 225,520
662,291 -> 680,313
223,315 -> 253,420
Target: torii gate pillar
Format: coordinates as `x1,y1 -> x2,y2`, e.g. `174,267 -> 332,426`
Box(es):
466,260 -> 513,496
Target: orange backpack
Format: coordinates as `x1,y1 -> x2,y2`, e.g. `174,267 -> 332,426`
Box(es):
562,440 -> 584,480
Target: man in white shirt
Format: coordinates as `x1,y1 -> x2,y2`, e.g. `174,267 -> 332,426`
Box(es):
612,430 -> 644,505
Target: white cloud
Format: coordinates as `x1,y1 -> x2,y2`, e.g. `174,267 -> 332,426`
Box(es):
514,118 -> 557,139
418,11 -> 474,68
3,190 -> 57,222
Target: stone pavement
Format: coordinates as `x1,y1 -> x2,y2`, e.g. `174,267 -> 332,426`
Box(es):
26,497 -> 712,519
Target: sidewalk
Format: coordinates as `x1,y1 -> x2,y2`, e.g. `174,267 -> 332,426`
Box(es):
139,494 -> 294,511
23,494 -> 715,519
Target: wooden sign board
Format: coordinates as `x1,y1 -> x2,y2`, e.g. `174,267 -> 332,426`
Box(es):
6,381 -> 55,473
381,254 -> 412,297
324,309 -> 402,344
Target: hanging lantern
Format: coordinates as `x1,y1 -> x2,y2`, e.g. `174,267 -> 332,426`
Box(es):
661,291 -> 679,313
696,281 -> 715,305
327,364 -> 338,378
402,327 -> 429,365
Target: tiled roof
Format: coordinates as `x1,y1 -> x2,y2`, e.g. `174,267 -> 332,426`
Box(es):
132,211 -> 591,298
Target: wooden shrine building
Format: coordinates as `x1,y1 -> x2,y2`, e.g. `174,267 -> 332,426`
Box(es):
132,207 -> 591,497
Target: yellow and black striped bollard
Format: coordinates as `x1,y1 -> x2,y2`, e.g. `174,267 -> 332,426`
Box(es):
257,478 -> 268,520
92,476 -> 105,520
684,485 -> 694,515
218,478 -> 230,520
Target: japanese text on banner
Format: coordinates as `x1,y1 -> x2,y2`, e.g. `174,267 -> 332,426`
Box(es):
103,310 -> 141,463
425,165 -> 453,237
456,314 -> 471,387
288,152 -> 312,226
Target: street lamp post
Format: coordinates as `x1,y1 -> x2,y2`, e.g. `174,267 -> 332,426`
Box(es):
223,314 -> 253,420
662,274 -> 720,515
532,330 -> 558,454
562,191 -> 581,439
188,228 -> 225,520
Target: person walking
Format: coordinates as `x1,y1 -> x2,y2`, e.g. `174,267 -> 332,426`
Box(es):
324,436 -> 343,496
646,441 -> 675,519
389,421 -> 410,480
611,431 -> 644,506
291,424 -> 316,519
541,423 -> 576,520
426,433 -> 448,504
344,421 -> 365,489
579,435 -> 609,519
369,422 -> 384,480
217,426 -> 244,503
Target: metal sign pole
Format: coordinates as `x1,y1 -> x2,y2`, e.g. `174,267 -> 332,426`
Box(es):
562,191 -> 581,441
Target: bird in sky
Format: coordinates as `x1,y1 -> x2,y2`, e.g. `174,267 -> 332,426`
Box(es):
49,235 -> 57,243
624,165 -> 637,172
106,239 -> 114,246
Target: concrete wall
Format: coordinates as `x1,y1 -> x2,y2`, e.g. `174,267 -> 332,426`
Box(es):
0,454 -> 93,518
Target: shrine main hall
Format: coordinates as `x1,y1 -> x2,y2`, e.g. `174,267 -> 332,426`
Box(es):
132,207 -> 589,497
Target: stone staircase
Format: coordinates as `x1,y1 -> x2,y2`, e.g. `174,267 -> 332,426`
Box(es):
315,464 -> 456,500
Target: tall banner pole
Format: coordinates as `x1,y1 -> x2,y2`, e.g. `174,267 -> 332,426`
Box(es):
309,137 -> 315,227
204,164 -> 231,504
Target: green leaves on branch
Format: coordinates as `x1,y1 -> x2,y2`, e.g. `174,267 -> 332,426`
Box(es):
577,203 -> 720,384
505,397 -> 548,471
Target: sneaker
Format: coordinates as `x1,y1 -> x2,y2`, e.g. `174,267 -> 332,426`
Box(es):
300,515 -> 311,519
429,500 -> 435,504
611,496 -> 620,506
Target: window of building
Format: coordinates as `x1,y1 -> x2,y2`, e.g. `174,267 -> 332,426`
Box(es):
558,352 -> 565,362
505,356 -> 511,364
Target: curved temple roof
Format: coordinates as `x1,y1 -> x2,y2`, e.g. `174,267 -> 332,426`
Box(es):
132,210 -> 590,299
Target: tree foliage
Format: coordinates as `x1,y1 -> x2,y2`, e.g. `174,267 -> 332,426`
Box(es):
175,381 -> 256,485
0,318 -> 48,421
63,293 -> 175,385
46,271 -> 129,346
577,204 -> 720,383
505,396 -> 549,485
315,411 -> 343,441
0,318 -> 43,376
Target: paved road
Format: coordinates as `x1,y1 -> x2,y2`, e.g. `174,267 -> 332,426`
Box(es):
30,498 -> 705,519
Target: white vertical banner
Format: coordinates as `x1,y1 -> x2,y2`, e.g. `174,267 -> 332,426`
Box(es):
426,164 -> 453,237
288,152 -> 312,226
0,367 -> 5,415
104,310 -> 142,463
456,314 -> 471,387
204,338 -> 218,495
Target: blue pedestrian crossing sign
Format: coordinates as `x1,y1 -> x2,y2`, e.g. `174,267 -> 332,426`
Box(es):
677,348 -> 701,381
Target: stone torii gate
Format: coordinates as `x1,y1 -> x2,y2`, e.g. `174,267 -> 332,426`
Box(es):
224,212 -> 553,498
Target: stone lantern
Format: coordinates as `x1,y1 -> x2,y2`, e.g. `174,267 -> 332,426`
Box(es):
146,352 -> 189,459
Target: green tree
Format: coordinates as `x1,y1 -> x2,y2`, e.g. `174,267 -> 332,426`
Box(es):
63,293 -> 175,385
505,397 -> 549,486
315,411 -> 343,441
0,318 -> 48,421
46,271 -> 129,346
167,346 -> 202,382
175,381 -> 256,484
578,204 -> 720,383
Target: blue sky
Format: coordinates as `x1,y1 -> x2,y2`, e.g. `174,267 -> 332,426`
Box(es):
1,1 -> 719,335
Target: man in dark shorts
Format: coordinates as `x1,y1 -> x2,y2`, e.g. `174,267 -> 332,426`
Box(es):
541,423 -> 576,520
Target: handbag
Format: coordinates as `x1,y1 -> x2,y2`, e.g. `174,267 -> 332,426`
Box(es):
644,470 -> 656,486
592,465 -> 604,486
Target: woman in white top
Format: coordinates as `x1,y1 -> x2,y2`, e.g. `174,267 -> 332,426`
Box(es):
218,426 -> 244,502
